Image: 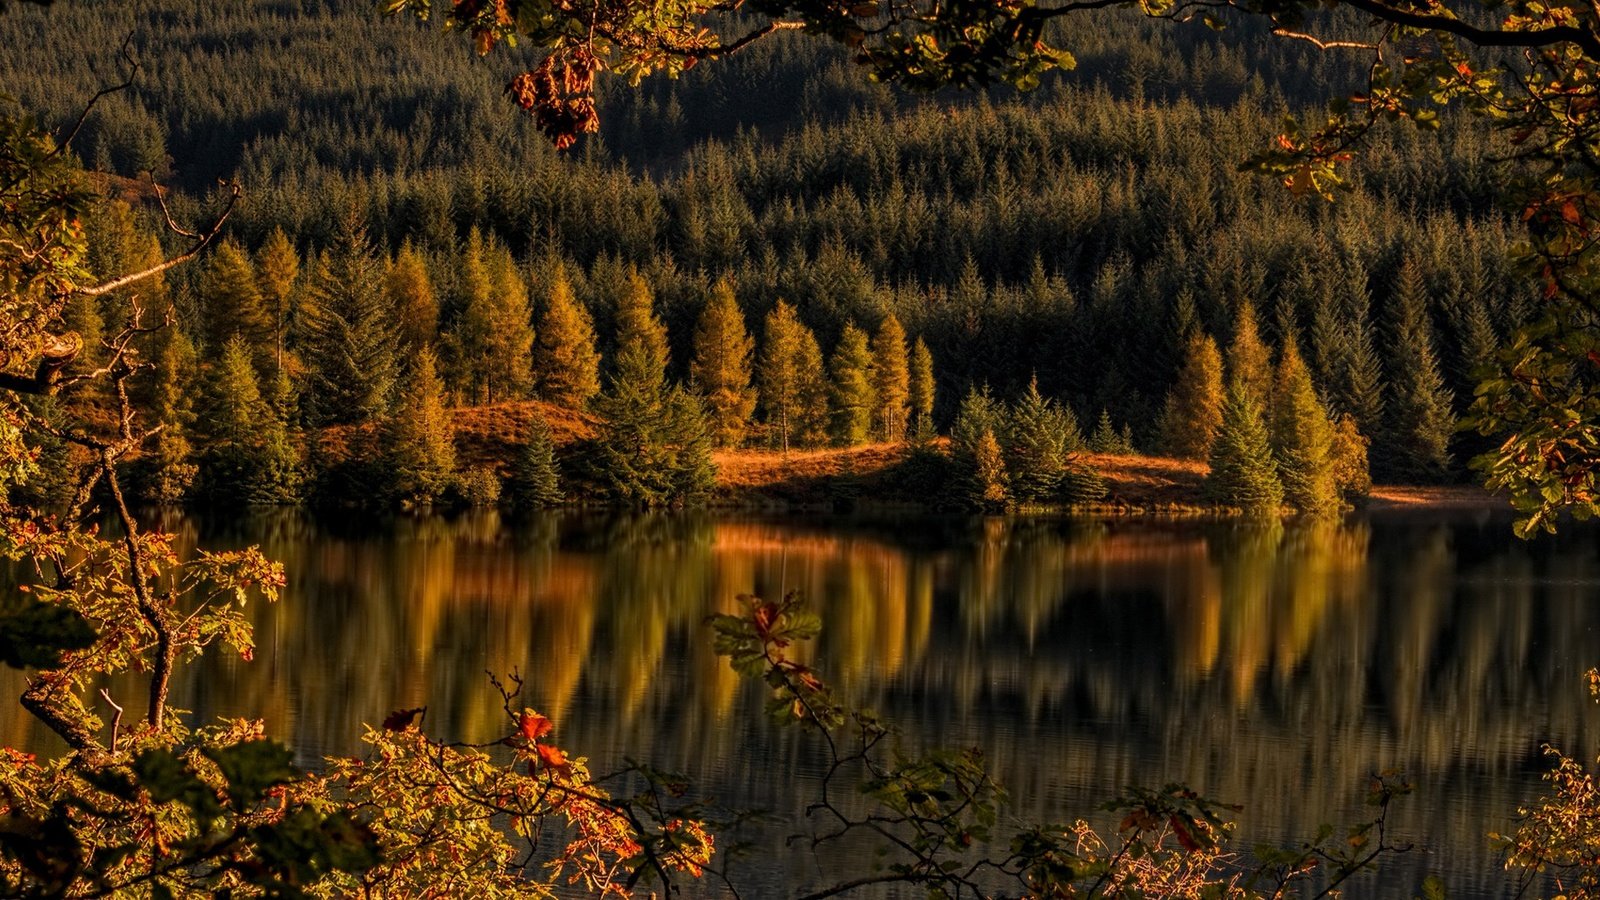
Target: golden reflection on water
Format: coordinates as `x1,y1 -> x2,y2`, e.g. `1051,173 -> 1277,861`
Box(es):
4,510 -> 1599,897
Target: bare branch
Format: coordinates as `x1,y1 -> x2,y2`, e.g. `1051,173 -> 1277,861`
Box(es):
53,35 -> 141,158
1270,27 -> 1379,51
74,180 -> 242,300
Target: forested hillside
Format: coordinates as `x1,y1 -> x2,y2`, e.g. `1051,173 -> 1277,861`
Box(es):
0,0 -> 1526,507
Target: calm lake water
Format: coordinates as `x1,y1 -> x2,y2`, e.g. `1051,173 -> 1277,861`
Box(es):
6,507 -> 1599,897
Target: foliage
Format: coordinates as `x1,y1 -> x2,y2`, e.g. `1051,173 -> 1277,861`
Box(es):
384,347 -> 457,507
1272,337 -> 1341,516
533,263 -> 602,409
1207,380 -> 1285,515
1159,331 -> 1225,461
1003,377 -> 1082,503
969,428 -> 1010,511
1381,257 -> 1455,484
909,336 -> 936,441
827,321 -> 876,446
1329,413 -> 1373,500
872,312 -> 911,442
507,411 -> 564,509
195,336 -> 299,506
298,216 -> 397,426
689,279 -> 756,447
758,299 -> 828,452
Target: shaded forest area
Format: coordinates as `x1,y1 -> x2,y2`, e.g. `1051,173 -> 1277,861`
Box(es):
0,0 -> 1530,507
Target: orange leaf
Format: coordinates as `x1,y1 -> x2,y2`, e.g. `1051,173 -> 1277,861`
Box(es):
536,742 -> 570,770
382,706 -> 426,731
520,711 -> 553,742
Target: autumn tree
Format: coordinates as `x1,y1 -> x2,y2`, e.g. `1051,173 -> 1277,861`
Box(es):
758,299 -> 827,452
1271,336 -> 1339,515
386,238 -> 438,357
909,336 -> 936,440
384,347 -> 457,507
1227,299 -> 1272,407
689,279 -> 756,447
256,226 -> 299,374
200,237 -> 273,372
828,321 -> 876,445
1158,331 -> 1225,460
533,262 -> 602,408
872,312 -> 911,442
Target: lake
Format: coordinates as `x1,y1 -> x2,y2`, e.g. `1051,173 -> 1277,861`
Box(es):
6,507 -> 1598,897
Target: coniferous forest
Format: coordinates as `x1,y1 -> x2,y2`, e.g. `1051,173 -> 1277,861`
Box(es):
0,0 -> 1524,513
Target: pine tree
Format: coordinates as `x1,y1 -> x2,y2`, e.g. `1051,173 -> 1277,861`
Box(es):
1227,299 -> 1272,405
909,336 -> 936,440
1270,336 -> 1339,515
507,412 -> 563,509
299,217 -> 398,426
951,384 -> 1004,460
1206,380 -> 1283,515
759,299 -> 825,452
384,347 -> 457,507
689,280 -> 756,447
1382,257 -> 1456,483
872,312 -> 911,442
533,263 -> 602,408
828,321 -> 876,445
196,336 -> 298,505
256,227 -> 299,374
386,239 -> 437,356
1157,331 -> 1225,460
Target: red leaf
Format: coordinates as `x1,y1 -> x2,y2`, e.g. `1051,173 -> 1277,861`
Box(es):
536,742 -> 570,771
382,706 -> 426,731
520,711 -> 552,742
1170,816 -> 1200,852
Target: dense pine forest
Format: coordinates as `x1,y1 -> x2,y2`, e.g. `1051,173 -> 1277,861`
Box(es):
0,0 -> 1528,511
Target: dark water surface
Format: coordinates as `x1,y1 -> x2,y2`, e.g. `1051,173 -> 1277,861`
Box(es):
7,508 -> 1599,897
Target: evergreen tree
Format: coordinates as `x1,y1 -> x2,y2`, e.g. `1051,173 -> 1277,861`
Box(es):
256,227 -> 299,374
1227,299 -> 1272,405
689,280 -> 756,447
1003,377 -> 1080,502
201,238 -> 274,371
386,239 -> 437,356
1158,331 -> 1225,460
480,246 -> 536,402
909,336 -> 936,440
384,347 -> 457,507
1322,261 -> 1386,440
299,217 -> 398,426
872,312 -> 911,442
196,336 -> 298,505
1206,380 -> 1283,514
828,321 -> 876,445
590,275 -> 715,505
1382,257 -> 1456,483
507,412 -> 563,509
533,263 -> 602,408
950,384 -> 1005,460
1270,336 -> 1339,515
758,299 -> 827,452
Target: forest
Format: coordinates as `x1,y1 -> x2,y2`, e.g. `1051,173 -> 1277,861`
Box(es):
0,0 -> 1526,514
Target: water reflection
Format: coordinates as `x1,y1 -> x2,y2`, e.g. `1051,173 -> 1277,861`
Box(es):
4,509 -> 1598,897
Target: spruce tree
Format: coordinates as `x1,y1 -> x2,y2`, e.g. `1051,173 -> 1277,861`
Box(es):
1206,380 -> 1284,515
533,263 -> 602,408
828,321 -> 876,445
1157,331 -> 1225,460
590,275 -> 714,505
1004,378 -> 1080,502
299,217 -> 398,426
689,280 -> 756,447
507,412 -> 563,509
197,336 -> 298,505
384,347 -> 457,507
1382,257 -> 1456,483
759,299 -> 826,452
1270,336 -> 1339,515
909,336 -> 936,440
872,312 -> 911,442
386,239 -> 437,356
951,384 -> 1004,460
1322,261 -> 1386,440
256,227 -> 299,374
1227,299 -> 1273,405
